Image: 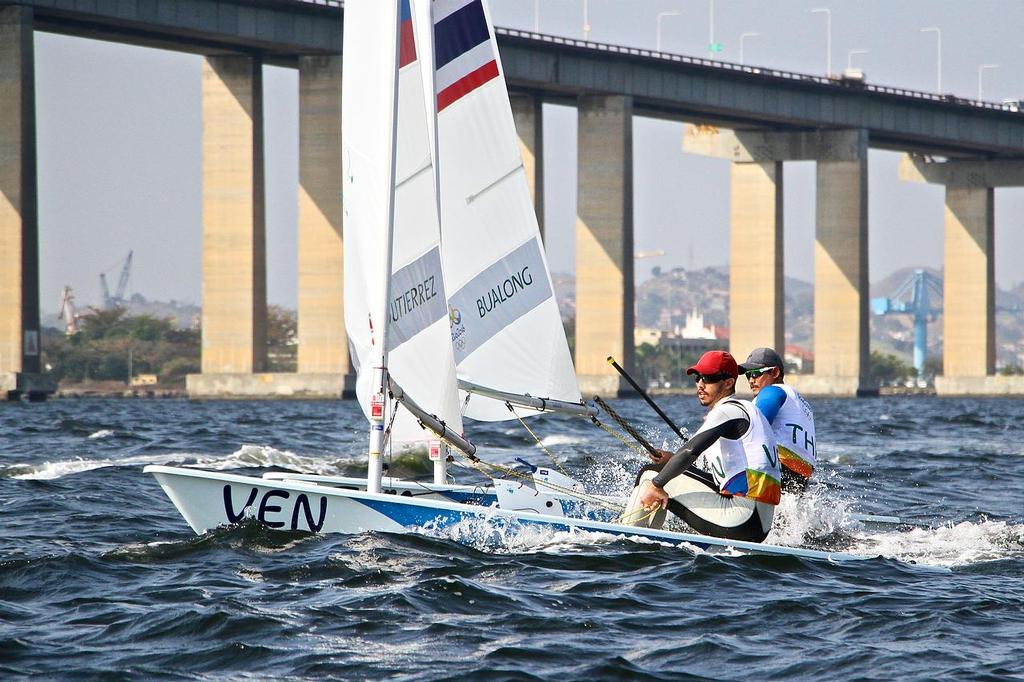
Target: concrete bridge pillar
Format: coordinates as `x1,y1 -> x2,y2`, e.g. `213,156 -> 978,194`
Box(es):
683,125 -> 790,359
0,7 -> 51,400
296,55 -> 352,394
189,56 -> 267,395
728,160 -> 784,360
510,93 -> 544,238
684,126 -> 871,395
943,186 -> 995,377
575,95 -> 633,396
899,155 -> 1024,394
809,135 -> 871,395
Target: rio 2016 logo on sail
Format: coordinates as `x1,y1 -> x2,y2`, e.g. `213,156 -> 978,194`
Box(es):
449,304 -> 467,353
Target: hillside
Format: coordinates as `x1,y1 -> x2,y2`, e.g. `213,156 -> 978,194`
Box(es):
552,266 -> 1024,369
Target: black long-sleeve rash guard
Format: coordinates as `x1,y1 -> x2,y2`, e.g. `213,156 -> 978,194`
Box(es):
651,400 -> 750,489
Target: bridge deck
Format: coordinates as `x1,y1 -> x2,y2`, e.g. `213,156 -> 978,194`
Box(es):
8,0 -> 1024,155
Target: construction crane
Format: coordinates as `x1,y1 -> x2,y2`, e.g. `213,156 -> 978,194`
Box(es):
871,269 -> 942,376
100,250 -> 133,309
57,286 -> 80,335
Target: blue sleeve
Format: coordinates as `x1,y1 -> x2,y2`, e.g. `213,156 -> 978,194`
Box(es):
754,385 -> 787,424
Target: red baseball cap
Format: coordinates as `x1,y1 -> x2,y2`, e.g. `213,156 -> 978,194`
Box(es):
686,350 -> 739,379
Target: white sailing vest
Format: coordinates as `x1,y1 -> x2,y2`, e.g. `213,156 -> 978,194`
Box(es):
771,384 -> 816,479
695,398 -> 782,505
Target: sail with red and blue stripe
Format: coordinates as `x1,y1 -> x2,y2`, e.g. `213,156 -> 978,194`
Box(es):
433,0 -> 500,111
399,0 -> 417,67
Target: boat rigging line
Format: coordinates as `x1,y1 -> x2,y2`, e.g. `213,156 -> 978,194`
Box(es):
607,356 -> 688,442
505,402 -> 570,478
593,395 -> 660,458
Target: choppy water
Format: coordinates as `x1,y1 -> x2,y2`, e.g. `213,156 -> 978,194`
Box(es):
1,396 -> 1022,679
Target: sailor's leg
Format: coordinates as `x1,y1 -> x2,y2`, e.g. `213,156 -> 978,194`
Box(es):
663,468 -> 775,543
621,467 -> 668,528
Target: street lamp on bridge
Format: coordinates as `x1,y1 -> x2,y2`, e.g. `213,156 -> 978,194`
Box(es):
847,48 -> 869,71
656,11 -> 681,52
920,27 -> 942,92
739,32 -> 760,65
978,63 -> 1000,101
811,8 -> 832,76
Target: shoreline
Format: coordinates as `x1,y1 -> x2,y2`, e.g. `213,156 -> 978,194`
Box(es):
42,385 -> 940,400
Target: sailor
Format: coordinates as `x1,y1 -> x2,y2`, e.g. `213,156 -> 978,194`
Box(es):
739,347 -> 817,492
623,350 -> 781,543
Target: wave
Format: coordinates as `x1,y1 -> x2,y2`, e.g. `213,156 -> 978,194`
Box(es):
537,434 -> 585,447
768,482 -> 1024,566
848,518 -> 1024,567
1,444 -> 354,481
1,452 -> 187,480
193,444 -> 352,475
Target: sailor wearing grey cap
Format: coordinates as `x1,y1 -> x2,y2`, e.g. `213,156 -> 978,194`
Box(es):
740,347 -> 817,491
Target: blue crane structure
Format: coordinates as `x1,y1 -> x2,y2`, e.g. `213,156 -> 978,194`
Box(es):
99,250 -> 133,309
871,270 -> 943,376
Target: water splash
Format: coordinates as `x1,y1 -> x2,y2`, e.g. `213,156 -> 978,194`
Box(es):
848,518 -> 1024,567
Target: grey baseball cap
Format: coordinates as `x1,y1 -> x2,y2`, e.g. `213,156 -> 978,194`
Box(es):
738,347 -> 784,373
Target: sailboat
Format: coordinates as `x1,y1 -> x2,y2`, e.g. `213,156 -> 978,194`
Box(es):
144,0 -> 871,562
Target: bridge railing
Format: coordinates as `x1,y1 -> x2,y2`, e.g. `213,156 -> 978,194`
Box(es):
497,27 -> 1023,115
283,3 -> 1019,115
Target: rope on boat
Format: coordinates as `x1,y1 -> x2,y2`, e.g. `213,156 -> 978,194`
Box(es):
436,397 -> 676,519
446,445 -> 660,524
588,414 -> 650,458
506,401 -> 570,478
446,447 -> 623,513
593,396 -> 660,457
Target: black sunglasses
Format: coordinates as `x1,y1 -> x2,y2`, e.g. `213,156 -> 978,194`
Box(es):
693,373 -> 730,384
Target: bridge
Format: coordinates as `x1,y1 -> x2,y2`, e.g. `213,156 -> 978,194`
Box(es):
3,0 -> 1022,398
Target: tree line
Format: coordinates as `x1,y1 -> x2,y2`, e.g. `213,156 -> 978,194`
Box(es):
42,306 -> 297,386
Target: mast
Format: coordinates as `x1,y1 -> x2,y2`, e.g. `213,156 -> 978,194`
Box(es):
418,0 -> 451,485
366,1 -> 404,495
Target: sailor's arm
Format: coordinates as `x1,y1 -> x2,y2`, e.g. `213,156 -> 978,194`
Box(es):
638,409 -> 749,509
754,385 -> 787,424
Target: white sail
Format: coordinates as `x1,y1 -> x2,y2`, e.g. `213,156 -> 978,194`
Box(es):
343,0 -> 463,446
423,0 -> 582,421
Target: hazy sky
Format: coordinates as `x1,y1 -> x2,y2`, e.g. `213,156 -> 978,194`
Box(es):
33,0 -> 1024,312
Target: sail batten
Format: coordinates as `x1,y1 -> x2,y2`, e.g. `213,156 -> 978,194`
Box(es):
465,162 -> 524,204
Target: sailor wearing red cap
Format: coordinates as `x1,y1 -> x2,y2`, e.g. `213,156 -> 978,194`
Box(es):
622,350 -> 781,543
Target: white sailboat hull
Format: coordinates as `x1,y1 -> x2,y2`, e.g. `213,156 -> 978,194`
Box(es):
144,465 -> 871,562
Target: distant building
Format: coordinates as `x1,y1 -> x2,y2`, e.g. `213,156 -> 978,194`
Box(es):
679,309 -> 717,340
784,344 -> 814,373
634,326 -> 662,348
130,374 -> 159,387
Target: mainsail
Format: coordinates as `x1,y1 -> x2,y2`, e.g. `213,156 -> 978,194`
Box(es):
422,0 -> 582,421
343,0 -> 463,447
